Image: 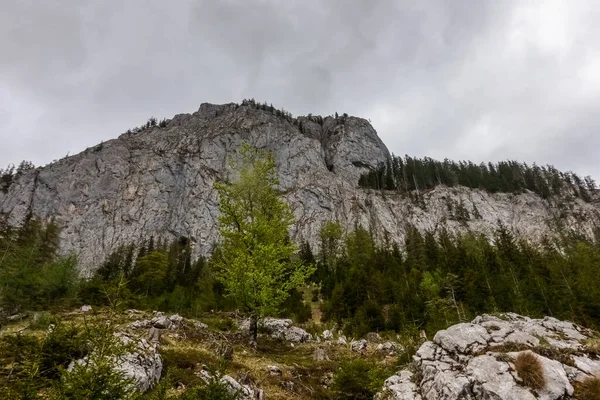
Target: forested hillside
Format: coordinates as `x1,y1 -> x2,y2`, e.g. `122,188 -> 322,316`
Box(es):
359,154 -> 597,201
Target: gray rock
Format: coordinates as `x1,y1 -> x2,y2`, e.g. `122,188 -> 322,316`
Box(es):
467,355 -> 535,399
365,332 -> 382,343
322,329 -> 333,340
507,351 -> 573,400
376,341 -> 402,355
2,103 -> 598,273
374,370 -> 422,400
7,313 -> 27,322
130,319 -> 152,329
68,333 -> 162,393
284,326 -> 312,343
313,346 -> 330,362
351,339 -> 368,353
267,365 -> 282,375
147,327 -> 161,344
241,317 -> 312,343
80,305 -> 92,313
168,314 -> 183,326
337,336 -> 348,345
115,334 -> 163,393
376,313 -> 599,400
193,320 -> 208,330
219,375 -> 255,400
151,315 -> 172,330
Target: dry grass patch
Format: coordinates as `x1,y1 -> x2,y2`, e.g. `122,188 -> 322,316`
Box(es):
575,376 -> 600,400
583,337 -> 600,357
514,351 -> 546,390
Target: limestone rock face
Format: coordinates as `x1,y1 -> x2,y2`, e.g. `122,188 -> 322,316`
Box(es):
376,313 -> 597,400
1,102 -> 599,271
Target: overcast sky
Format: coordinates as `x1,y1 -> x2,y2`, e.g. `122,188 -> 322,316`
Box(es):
1,0 -> 599,180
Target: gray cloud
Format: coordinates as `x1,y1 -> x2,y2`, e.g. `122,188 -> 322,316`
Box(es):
1,0 -> 599,180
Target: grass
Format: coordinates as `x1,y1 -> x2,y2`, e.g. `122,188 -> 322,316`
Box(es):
575,376 -> 600,400
0,306 -> 407,399
514,351 -> 546,390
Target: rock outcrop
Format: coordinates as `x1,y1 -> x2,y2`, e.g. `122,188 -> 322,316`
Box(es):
239,317 -> 312,343
68,332 -> 162,394
1,102 -> 599,271
376,313 -> 600,400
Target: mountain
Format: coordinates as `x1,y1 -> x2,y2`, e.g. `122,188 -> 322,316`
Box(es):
1,101 -> 599,271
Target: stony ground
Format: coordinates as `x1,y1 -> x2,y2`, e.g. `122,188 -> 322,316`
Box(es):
0,306 -> 412,399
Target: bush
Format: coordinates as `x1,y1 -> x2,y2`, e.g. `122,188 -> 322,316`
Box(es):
331,358 -> 390,400
514,351 -> 546,390
55,317 -> 138,399
575,376 -> 600,400
57,357 -> 135,400
29,311 -> 59,330
179,380 -> 241,400
0,322 -> 87,397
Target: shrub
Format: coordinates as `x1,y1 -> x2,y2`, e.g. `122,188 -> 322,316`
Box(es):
575,376 -> 600,400
29,311 -> 59,330
332,358 -> 390,400
179,380 -> 241,400
514,351 -> 546,390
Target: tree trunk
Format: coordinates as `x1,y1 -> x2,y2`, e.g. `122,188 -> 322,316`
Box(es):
249,314 -> 258,349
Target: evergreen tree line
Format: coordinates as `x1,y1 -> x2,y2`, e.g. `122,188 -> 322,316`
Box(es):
0,217 -> 78,314
83,236 -> 312,322
0,160 -> 35,193
304,222 -> 600,337
359,154 -> 597,202
240,98 -> 349,130
125,116 -> 168,135
4,215 -> 600,342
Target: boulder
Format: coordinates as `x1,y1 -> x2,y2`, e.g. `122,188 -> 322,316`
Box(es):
130,319 -> 152,329
351,339 -> 368,353
374,370 -> 421,400
376,341 -> 402,356
240,317 -> 312,343
68,333 -> 162,393
375,313 -> 598,400
115,334 -> 163,392
193,320 -> 208,330
151,315 -> 172,329
267,365 -> 282,375
365,332 -> 382,343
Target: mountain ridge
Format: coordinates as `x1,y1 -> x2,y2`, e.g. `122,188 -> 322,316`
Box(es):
1,101 -> 599,271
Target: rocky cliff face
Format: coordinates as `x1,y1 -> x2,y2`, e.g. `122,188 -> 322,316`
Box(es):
1,102 -> 599,271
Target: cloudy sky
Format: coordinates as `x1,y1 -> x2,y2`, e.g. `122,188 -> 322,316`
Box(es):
1,0 -> 599,180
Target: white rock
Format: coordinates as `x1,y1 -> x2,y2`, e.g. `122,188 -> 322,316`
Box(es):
80,305 -> 92,313
351,339 -> 368,353
130,319 -> 152,329
151,315 -> 172,329
267,365 -> 282,375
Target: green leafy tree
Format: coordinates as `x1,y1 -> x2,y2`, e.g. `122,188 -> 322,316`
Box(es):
213,143 -> 315,346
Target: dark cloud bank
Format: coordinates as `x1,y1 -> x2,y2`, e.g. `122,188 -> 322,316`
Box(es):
1,0 -> 599,179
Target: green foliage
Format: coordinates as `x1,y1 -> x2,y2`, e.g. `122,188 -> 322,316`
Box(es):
318,222 -> 600,337
0,219 -> 80,312
213,143 -> 315,320
331,358 -> 390,400
359,154 -> 595,202
179,380 -> 240,400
